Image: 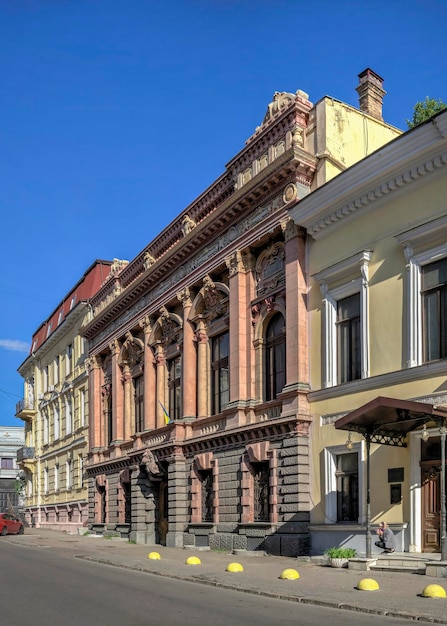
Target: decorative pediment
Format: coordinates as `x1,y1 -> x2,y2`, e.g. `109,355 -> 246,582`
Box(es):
262,91 -> 296,125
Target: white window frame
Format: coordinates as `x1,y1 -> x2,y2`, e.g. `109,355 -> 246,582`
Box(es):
54,464 -> 59,492
396,215 -> 447,367
314,251 -> 371,388
324,442 -> 366,524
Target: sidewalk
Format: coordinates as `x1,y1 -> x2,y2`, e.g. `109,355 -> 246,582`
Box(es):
4,528 -> 447,623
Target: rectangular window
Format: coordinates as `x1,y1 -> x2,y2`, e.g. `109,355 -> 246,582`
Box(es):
43,366 -> 48,391
44,468 -> 49,494
336,293 -> 361,384
422,258 -> 447,362
54,355 -> 59,385
65,398 -> 72,435
66,344 -> 73,375
54,406 -> 60,440
200,470 -> 213,522
168,355 -> 182,421
43,413 -> 49,445
80,388 -> 86,427
1,458 -> 14,469
336,453 -> 359,522
66,460 -> 73,490
253,461 -> 270,522
211,332 -> 229,414
134,375 -> 144,432
54,465 -> 59,492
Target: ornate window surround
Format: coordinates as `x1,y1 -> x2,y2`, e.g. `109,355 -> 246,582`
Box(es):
396,214 -> 447,367
324,442 -> 365,524
314,251 -> 372,388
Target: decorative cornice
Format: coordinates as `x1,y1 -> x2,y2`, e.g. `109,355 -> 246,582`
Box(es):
308,151 -> 447,238
290,110 -> 447,240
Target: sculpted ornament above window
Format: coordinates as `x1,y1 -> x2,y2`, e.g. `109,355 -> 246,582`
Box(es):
202,275 -> 228,320
255,242 -> 285,297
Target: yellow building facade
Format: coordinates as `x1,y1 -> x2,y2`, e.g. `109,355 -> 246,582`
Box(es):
289,108 -> 447,555
16,261 -> 113,531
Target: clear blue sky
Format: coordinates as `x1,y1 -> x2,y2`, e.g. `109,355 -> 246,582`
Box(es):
1,0 -> 445,426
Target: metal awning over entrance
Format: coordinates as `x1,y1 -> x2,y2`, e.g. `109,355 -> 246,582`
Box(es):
335,396 -> 447,446
334,396 -> 447,559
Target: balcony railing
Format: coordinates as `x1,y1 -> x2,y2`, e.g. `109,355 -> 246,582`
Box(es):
15,398 -> 35,417
17,446 -> 35,462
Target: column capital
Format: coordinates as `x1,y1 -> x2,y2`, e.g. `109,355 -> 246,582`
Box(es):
85,355 -> 102,372
225,249 -> 255,276
109,338 -> 121,356
280,216 -> 306,242
177,287 -> 192,308
139,314 -> 153,335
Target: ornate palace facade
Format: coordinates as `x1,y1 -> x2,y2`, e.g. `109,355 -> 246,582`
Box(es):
82,70 -> 400,555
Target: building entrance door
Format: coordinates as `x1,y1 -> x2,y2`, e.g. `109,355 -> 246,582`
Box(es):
421,463 -> 441,552
155,479 -> 168,545
421,436 -> 447,552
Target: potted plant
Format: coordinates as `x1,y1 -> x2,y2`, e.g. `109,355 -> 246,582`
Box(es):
324,546 -> 357,568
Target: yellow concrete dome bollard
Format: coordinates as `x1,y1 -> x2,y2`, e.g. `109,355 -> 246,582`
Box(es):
185,556 -> 202,565
422,584 -> 447,598
279,568 -> 300,580
147,551 -> 161,560
226,562 -> 244,572
357,578 -> 380,591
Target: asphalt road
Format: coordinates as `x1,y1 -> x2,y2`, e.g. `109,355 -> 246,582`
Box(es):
0,541 -> 417,626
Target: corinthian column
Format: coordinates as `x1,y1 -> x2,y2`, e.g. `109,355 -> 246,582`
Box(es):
195,323 -> 209,417
86,355 -> 103,450
139,315 -> 156,430
177,288 -> 196,419
280,217 -> 309,399
225,250 -> 255,407
154,344 -> 166,429
109,338 -> 124,443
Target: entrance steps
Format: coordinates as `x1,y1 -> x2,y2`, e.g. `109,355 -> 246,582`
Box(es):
369,552 -> 442,575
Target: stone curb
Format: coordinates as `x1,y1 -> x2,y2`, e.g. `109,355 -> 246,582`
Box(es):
77,555 -> 447,624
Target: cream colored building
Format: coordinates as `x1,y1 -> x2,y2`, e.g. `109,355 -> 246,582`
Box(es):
16,260 -> 113,531
288,107 -> 447,555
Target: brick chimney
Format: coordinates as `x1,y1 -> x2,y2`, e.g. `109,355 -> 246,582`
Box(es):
356,68 -> 386,120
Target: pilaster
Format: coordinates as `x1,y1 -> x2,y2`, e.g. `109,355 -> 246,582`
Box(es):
140,315 -> 156,430
110,339 -> 124,443
177,288 -> 196,418
280,218 -> 310,415
225,250 -> 255,421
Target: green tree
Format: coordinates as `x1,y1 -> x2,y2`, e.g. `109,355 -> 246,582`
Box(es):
406,96 -> 447,129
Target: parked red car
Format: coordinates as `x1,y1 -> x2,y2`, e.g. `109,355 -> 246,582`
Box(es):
0,513 -> 24,535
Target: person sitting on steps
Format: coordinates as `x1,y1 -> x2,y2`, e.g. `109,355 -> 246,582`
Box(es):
375,521 -> 396,553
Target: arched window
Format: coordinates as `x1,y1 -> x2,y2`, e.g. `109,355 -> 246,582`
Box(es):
264,313 -> 286,401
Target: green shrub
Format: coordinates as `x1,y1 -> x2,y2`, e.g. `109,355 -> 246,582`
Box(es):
324,546 -> 357,559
